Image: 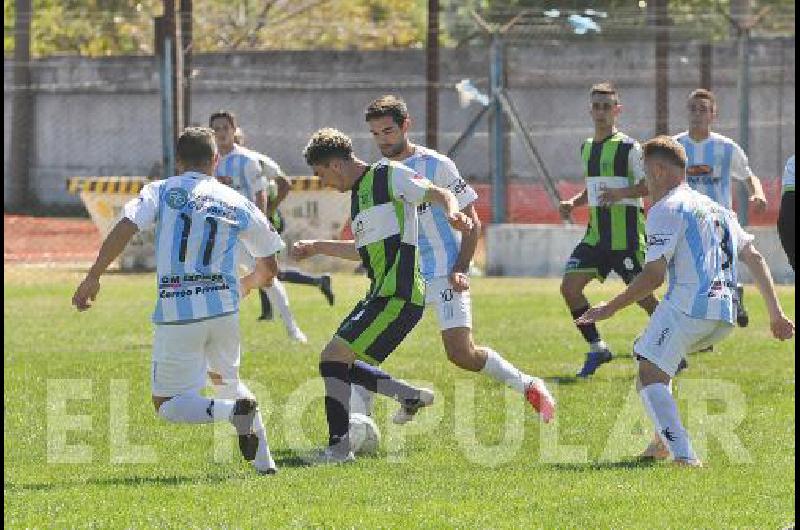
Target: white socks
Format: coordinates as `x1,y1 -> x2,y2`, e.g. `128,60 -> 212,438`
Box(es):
265,279 -> 299,332
252,410 -> 276,472
158,393 -> 235,424
480,348 -> 534,394
350,384 -> 376,416
640,383 -> 696,461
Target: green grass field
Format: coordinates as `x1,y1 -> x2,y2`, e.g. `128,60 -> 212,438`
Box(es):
4,266 -> 795,528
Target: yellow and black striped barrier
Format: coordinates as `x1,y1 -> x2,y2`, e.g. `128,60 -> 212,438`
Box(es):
66,176 -> 149,195
67,176 -> 328,194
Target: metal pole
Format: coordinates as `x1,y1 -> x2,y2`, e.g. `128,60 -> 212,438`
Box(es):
180,0 -> 192,127
489,33 -> 506,223
161,35 -> 176,179
10,0 -> 33,210
426,0 -> 439,150
654,0 -> 669,135
776,37 -> 785,178
736,27 -> 750,225
699,42 -> 712,90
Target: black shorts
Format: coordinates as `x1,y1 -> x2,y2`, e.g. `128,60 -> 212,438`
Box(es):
336,297 -> 424,365
564,242 -> 644,283
778,191 -> 795,271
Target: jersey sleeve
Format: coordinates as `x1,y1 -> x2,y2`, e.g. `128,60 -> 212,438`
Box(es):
122,181 -> 161,231
437,157 -> 478,210
644,204 -> 682,264
246,157 -> 266,195
628,142 -> 646,184
239,201 -> 285,258
730,143 -> 755,182
727,211 -> 755,255
390,163 -> 431,205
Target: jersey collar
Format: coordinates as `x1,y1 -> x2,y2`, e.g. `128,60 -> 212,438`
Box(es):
180,171 -> 213,180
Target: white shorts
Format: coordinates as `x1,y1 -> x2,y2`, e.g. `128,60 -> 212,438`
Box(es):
424,276 -> 473,331
151,313 -> 241,397
634,301 -> 733,377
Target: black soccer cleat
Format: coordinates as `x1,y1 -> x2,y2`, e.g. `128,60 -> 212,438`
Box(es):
319,274 -> 335,306
735,284 -> 749,328
230,398 -> 259,461
676,357 -> 688,374
258,289 -> 273,321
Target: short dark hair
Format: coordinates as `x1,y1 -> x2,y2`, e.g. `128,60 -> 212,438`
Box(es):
208,110 -> 237,129
688,88 -> 717,110
643,135 -> 687,169
590,82 -> 619,101
303,128 -> 353,166
365,95 -> 409,126
177,127 -> 217,166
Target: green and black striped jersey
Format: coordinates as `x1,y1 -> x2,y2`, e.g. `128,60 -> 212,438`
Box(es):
351,159 -> 431,305
580,131 -> 647,252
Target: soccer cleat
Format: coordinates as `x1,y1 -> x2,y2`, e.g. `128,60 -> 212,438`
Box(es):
319,274 -> 335,306
576,348 -> 613,378
736,284 -> 749,328
288,327 -> 308,344
230,398 -> 259,461
638,438 -> 670,461
676,357 -> 689,374
392,388 -> 435,425
673,457 -> 703,468
525,378 -> 556,423
258,289 -> 273,321
306,446 -> 356,465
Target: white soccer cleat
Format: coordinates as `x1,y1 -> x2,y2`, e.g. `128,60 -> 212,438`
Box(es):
392,388 -> 435,425
288,327 -> 308,344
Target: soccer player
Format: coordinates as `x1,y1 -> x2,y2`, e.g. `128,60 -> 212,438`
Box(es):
233,127 -> 336,320
353,94 -> 555,424
559,82 -> 658,377
778,154 -> 794,271
673,88 -> 769,327
71,127 -> 284,474
292,127 -> 472,463
210,111 -> 308,343
577,135 -> 794,467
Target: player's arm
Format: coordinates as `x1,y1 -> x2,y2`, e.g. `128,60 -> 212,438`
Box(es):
292,239 -> 361,261
744,174 -> 768,213
450,203 -> 481,292
576,257 -> 666,324
72,218 -> 139,311
599,181 -> 649,204
738,242 -> 794,339
254,189 -> 267,215
240,255 -> 279,298
560,188 -> 587,218
271,175 -> 291,212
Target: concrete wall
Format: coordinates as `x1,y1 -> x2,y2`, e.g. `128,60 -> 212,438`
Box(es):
486,224 -> 795,284
4,38 -> 795,209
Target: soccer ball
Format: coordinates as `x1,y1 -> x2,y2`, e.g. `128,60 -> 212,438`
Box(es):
349,413 -> 380,455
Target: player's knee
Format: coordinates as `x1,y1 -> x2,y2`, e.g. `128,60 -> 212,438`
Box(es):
560,277 -> 580,301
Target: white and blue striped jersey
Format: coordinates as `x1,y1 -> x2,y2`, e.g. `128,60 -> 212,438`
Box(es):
645,184 -> 753,324
782,155 -> 795,194
673,131 -> 754,209
401,146 -> 478,280
214,144 -> 266,203
123,172 -> 285,324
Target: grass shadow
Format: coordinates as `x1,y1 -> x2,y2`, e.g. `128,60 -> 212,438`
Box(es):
547,459 -> 658,471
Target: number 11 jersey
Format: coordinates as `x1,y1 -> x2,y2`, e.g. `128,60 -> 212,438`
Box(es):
123,171 -> 285,324
644,184 -> 753,324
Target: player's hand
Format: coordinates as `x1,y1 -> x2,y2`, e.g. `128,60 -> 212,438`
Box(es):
448,212 -> 473,233
749,194 -> 768,213
770,313 -> 795,340
449,271 -> 470,292
559,200 -> 574,219
599,187 -> 623,206
575,302 -> 616,325
291,240 -> 317,260
72,275 -> 100,311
